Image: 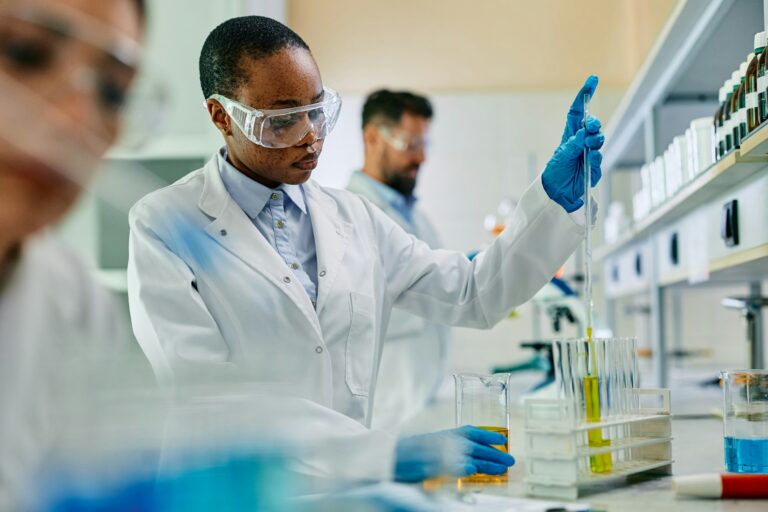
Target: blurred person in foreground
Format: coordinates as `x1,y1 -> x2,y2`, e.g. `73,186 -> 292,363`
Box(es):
0,0 -> 145,507
346,90 -> 450,433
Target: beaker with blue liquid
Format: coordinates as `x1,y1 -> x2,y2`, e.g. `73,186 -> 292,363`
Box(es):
721,370 -> 768,473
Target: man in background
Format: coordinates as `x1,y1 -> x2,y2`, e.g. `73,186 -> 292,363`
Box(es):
346,90 -> 450,432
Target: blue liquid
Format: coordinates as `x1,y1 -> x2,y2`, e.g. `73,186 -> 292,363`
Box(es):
724,437 -> 768,473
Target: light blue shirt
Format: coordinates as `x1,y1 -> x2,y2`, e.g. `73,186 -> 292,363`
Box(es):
218,150 -> 318,304
352,171 -> 417,226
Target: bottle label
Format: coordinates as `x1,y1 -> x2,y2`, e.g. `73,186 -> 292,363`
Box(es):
760,75 -> 767,94
747,92 -> 759,109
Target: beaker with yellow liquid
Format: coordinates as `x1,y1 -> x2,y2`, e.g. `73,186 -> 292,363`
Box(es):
454,373 -> 512,486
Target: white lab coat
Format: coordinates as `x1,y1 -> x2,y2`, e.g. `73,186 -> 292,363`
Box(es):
0,234 -> 126,510
346,172 -> 450,432
127,155 -> 585,428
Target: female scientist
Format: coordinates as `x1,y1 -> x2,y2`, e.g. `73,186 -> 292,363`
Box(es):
127,15 -> 604,483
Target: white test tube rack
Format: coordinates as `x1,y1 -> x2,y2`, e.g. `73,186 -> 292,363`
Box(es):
523,388 -> 673,500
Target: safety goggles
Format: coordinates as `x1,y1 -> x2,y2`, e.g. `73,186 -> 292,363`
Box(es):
378,125 -> 429,153
209,88 -> 342,148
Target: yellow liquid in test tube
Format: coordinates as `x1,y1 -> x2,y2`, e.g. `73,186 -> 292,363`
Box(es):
584,328 -> 612,473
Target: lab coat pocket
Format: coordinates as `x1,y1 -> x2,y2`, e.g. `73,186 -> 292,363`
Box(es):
345,292 -> 376,397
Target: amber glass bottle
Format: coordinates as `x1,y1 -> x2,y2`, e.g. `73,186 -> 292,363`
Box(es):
724,77 -> 735,153
715,86 -> 726,160
747,34 -> 765,132
729,70 -> 742,149
737,59 -> 749,142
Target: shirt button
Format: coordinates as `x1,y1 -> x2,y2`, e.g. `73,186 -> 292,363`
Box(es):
276,220 -> 285,229
271,192 -> 279,200
219,229 -> 227,236
290,262 -> 299,270
315,346 -> 323,354
319,270 -> 327,277
283,276 -> 291,284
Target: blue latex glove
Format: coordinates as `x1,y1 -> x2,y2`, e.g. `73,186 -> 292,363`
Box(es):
542,75 -> 605,213
394,425 -> 515,483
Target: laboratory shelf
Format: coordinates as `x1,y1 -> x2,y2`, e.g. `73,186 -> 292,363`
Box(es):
602,0 -> 760,170
596,148 -> 768,261
658,243 -> 768,287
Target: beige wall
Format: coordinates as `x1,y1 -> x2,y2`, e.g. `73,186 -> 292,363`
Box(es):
289,0 -> 679,93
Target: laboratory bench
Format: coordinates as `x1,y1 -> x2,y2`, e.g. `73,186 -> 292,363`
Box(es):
403,393 -> 767,511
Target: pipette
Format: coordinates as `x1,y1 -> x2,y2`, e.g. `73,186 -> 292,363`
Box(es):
583,93 -> 594,342
582,93 -> 612,473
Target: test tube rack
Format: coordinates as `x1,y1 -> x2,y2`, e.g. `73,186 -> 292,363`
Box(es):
523,388 -> 673,500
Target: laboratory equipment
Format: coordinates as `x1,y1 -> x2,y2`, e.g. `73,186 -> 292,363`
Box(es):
582,92 -> 594,342
747,33 -> 766,133
738,58 -> 751,141
730,68 -> 744,149
523,337 -> 672,500
760,35 -> 768,123
454,373 -> 513,485
721,296 -> 768,370
721,369 -> 768,474
649,155 -> 667,207
394,426 -> 513,483
714,88 -> 726,162
688,117 -> 715,177
208,88 -> 342,148
674,473 -> 768,499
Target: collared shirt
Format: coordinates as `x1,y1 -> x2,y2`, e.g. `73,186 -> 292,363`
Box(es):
352,171 -> 418,226
217,150 -> 318,304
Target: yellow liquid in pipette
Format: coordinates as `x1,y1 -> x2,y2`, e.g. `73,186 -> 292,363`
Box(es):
584,328 -> 612,473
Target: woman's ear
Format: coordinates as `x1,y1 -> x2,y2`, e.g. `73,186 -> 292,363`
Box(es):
207,99 -> 231,136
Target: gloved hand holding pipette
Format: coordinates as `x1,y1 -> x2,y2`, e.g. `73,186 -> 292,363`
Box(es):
542,75 -> 605,213
393,426 -> 515,483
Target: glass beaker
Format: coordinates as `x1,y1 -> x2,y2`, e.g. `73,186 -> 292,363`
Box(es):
721,369 -> 768,473
453,373 -> 511,484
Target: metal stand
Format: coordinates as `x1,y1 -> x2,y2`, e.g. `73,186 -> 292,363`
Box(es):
721,292 -> 768,369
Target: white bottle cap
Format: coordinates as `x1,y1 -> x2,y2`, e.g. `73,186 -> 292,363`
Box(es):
719,86 -> 726,102
755,31 -> 767,50
740,60 -> 749,77
691,116 -> 713,130
673,474 -> 722,498
732,70 -> 741,86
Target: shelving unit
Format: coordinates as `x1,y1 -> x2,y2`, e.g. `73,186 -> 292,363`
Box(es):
597,147 -> 768,261
597,0 -> 768,386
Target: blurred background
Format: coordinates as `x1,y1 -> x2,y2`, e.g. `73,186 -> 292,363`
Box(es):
58,0 -> 768,415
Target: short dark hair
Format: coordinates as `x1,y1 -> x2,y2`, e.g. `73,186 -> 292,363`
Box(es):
199,16 -> 310,99
362,89 -> 433,128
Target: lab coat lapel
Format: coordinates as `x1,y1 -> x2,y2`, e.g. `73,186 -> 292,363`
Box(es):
304,181 -> 350,315
198,157 -> 322,337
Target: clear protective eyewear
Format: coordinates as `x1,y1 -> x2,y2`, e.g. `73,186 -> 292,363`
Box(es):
210,88 -> 342,148
378,125 -> 429,153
